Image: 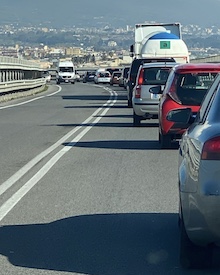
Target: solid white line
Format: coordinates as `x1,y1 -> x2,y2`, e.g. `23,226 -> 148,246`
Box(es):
0,90 -> 118,221
0,91 -> 115,196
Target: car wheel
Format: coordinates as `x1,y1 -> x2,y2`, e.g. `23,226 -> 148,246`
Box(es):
133,112 -> 141,126
179,218 -> 213,269
159,132 -> 171,149
128,99 -> 132,108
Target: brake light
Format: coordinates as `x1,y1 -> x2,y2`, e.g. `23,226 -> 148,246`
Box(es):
201,136 -> 220,160
138,68 -> 144,85
135,85 -> 141,98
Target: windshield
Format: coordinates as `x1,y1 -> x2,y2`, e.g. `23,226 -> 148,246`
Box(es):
59,67 -> 74,72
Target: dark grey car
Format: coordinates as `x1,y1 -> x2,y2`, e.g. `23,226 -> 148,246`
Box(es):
168,73 -> 220,269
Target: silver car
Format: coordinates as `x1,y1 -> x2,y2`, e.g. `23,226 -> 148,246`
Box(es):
132,62 -> 177,126
168,73 -> 220,269
94,70 -> 111,84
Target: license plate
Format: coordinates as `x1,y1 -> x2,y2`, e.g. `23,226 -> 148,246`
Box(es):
65,80 -> 69,83
151,93 -> 160,99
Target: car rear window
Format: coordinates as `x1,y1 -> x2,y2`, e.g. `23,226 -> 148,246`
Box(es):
176,72 -> 218,106
113,72 -> 121,77
143,67 -> 171,85
88,72 -> 95,76
99,72 -> 111,77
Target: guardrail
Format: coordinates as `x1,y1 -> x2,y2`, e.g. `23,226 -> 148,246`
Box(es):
0,56 -> 46,95
0,79 -> 46,93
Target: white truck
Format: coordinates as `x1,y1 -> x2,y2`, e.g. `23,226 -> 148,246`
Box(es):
130,22 -> 189,63
56,60 -> 76,84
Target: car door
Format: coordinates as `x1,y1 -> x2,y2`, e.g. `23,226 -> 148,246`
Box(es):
179,74 -> 220,193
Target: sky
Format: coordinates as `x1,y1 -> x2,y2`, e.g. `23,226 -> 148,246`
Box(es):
1,0 -> 220,28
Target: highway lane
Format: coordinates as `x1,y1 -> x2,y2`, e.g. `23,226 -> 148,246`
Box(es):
0,82 -> 218,275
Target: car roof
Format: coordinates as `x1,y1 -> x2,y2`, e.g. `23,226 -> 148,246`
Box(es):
131,57 -> 175,63
141,62 -> 178,68
173,63 -> 220,73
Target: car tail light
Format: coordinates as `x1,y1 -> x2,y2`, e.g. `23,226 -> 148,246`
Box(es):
135,85 -> 141,98
201,136 -> 220,160
138,68 -> 144,85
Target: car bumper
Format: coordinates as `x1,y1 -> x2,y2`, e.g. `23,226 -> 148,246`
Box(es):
58,77 -> 75,83
132,99 -> 159,116
181,160 -> 220,246
97,78 -> 111,83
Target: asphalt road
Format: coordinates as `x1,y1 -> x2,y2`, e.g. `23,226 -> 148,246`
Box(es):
0,82 -> 218,275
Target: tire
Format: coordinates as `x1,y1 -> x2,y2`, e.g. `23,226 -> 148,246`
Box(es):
159,132 -> 171,149
133,112 -> 141,126
179,219 -> 213,269
128,99 -> 132,108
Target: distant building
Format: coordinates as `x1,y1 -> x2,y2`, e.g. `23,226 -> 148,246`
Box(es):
108,41 -> 117,47
65,47 -> 81,56
0,47 -> 18,57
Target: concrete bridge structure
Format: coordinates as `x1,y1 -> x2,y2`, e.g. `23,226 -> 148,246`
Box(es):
0,56 -> 46,94
191,55 -> 220,63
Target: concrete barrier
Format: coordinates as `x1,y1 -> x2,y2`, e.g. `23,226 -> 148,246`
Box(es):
0,56 -> 46,94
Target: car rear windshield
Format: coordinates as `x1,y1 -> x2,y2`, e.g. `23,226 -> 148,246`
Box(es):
113,72 -> 121,77
143,67 -> 171,85
88,72 -> 95,76
99,72 -> 111,77
176,72 -> 218,106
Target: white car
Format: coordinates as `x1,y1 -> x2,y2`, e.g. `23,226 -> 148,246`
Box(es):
132,62 -> 177,126
42,71 -> 51,83
74,73 -> 80,82
94,70 -> 111,84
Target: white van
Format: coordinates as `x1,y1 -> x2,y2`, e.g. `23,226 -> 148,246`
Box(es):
56,60 -> 75,84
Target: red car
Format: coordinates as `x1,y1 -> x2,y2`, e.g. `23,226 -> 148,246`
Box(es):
150,63 -> 220,148
110,71 -> 122,86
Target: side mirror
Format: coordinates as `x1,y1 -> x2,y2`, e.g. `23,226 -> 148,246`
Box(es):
149,86 -> 162,94
130,45 -> 134,57
166,108 -> 193,124
130,44 -> 134,53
